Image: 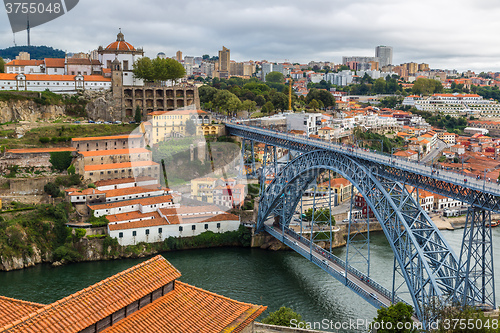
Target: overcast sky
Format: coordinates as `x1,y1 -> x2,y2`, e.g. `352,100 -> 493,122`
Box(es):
1,0 -> 500,72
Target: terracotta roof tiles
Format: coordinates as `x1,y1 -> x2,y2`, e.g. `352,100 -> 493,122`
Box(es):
78,148 -> 150,157
0,256 -> 181,333
101,281 -> 266,333
0,296 -> 44,328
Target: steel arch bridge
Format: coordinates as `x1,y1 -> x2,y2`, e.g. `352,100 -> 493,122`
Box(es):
226,123 -> 499,327
258,149 -> 459,322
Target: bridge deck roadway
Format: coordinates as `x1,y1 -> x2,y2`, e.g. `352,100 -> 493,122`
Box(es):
226,123 -> 500,199
264,224 -> 406,309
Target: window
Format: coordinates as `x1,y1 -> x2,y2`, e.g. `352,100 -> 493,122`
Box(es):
158,228 -> 162,234
192,225 -> 196,231
119,232 -> 123,238
132,231 -> 137,236
204,224 -> 208,230
145,229 -> 150,235
179,226 -> 183,232
217,223 -> 221,228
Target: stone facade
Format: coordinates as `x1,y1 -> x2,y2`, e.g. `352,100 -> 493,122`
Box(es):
119,85 -> 200,119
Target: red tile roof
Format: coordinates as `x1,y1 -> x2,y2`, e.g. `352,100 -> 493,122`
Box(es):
103,186 -> 164,198
106,211 -> 161,224
6,147 -> 76,154
95,176 -> 157,187
101,281 -> 266,333
0,256 -> 181,333
0,74 -> 111,82
84,160 -> 159,172
44,58 -> 65,68
0,296 -> 44,328
88,195 -> 173,211
71,134 -> 143,142
108,217 -> 171,230
148,110 -> 207,116
105,41 -> 136,52
78,148 -> 150,157
5,60 -> 43,66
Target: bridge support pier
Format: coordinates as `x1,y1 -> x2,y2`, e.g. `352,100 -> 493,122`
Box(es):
457,207 -> 496,309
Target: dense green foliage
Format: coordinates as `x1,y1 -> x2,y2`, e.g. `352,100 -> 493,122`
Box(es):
88,215 -> 109,227
262,307 -> 304,327
0,203 -> 76,260
134,106 -> 142,123
0,57 -> 4,73
198,77 -> 298,114
265,71 -> 285,84
303,208 -> 335,225
412,78 -> 444,95
163,226 -> 252,250
133,57 -> 186,84
0,45 -> 65,60
371,302 -> 415,333
306,88 -> 335,109
44,182 -> 62,197
410,108 -> 468,133
353,129 -> 405,153
49,151 -> 73,171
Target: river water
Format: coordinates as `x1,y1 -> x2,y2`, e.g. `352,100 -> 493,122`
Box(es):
1,228 -> 499,332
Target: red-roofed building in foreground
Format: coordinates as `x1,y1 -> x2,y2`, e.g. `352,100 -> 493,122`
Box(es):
0,256 -> 266,333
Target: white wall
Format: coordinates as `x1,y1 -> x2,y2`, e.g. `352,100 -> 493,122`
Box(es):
97,179 -> 158,191
109,219 -> 240,246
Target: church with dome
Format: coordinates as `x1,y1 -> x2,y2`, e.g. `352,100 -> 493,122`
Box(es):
98,30 -> 144,86
98,31 -> 200,119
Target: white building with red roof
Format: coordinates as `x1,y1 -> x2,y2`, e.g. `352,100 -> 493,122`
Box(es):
98,30 -> 144,86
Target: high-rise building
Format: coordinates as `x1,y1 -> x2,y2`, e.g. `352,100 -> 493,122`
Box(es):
375,46 -> 393,68
176,50 -> 183,62
218,46 -> 230,71
216,46 -> 230,79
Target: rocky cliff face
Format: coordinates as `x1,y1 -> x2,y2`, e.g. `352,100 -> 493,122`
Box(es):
0,100 -> 66,123
0,246 -> 51,271
83,90 -> 118,122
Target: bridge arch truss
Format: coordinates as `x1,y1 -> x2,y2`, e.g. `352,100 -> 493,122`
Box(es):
257,149 -> 462,322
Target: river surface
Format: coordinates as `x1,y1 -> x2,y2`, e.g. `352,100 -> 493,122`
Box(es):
1,228 -> 500,332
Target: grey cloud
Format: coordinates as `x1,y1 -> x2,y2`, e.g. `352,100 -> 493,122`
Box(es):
0,0 -> 499,71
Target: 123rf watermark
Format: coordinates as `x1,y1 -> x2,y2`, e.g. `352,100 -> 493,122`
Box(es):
290,318 -> 500,331
4,0 -> 79,33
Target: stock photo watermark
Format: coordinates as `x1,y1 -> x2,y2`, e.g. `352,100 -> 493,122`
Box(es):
4,0 -> 79,33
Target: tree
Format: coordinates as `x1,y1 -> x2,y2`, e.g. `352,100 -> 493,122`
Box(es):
371,302 -> 415,333
0,57 -> 4,73
198,85 -> 219,104
261,101 -> 274,114
49,151 -> 73,172
271,92 -> 289,111
308,99 -> 319,110
44,182 -> 61,198
241,100 -> 257,112
132,57 -> 154,82
306,89 -> 335,109
67,164 -> 76,175
133,57 -> 185,84
304,208 -> 335,225
255,95 -> 266,107
373,78 -> 387,94
185,119 -> 197,135
213,90 -> 241,117
134,106 -> 142,123
265,71 -> 285,84
262,307 -> 304,327
412,78 -> 443,96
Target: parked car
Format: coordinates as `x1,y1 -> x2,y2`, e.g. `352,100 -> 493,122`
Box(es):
369,293 -> 378,299
88,120 -> 95,123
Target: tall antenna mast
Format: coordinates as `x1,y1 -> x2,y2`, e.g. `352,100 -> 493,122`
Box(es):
27,14 -> 30,46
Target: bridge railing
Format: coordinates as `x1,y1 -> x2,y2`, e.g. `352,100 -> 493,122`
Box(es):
266,225 -> 407,305
227,122 -> 500,196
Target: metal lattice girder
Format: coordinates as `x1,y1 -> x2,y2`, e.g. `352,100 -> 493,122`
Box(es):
456,208 -> 496,309
226,124 -> 500,213
257,150 -> 463,324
